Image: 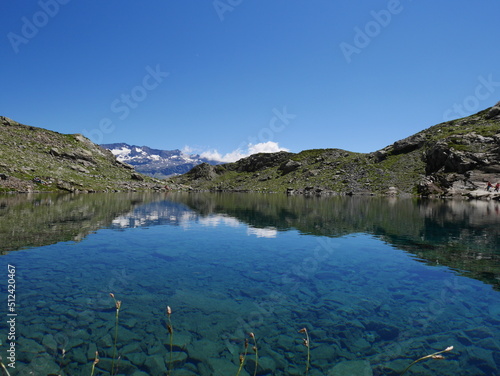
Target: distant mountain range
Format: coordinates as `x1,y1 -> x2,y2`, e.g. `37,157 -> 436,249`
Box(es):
101,143 -> 221,178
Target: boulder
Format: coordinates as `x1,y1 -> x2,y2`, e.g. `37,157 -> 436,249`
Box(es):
279,159 -> 302,174
391,133 -> 426,154
131,173 -> 144,181
486,101 -> 500,119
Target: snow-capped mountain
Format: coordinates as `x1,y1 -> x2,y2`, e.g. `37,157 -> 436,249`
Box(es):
101,143 -> 220,178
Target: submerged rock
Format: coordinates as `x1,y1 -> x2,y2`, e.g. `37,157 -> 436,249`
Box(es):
327,359 -> 373,376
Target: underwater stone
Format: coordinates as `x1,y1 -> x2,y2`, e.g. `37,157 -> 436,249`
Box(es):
130,371 -> 150,376
67,330 -> 87,349
71,347 -> 88,365
466,346 -> 497,374
122,317 -> 138,329
146,341 -> 164,356
477,337 -> 500,352
170,350 -> 188,367
190,338 -> 225,360
168,332 -> 192,350
86,343 -> 98,361
96,333 -> 113,349
208,357 -> 241,375
256,356 -> 277,374
17,338 -> 45,355
126,351 -> 147,367
364,321 -> 399,341
121,341 -> 143,355
23,353 -> 60,375
41,333 -> 58,351
327,359 -> 373,376
348,336 -> 371,353
144,354 -> 168,374
310,344 -> 337,363
464,326 -> 493,340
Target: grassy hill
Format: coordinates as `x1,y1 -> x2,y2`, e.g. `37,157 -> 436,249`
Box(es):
0,116 -> 164,193
170,102 -> 500,197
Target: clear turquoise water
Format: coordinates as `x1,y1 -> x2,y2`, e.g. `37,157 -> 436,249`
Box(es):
1,193 -> 499,375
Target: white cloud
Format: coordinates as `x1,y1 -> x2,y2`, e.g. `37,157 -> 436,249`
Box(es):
246,226 -> 278,238
181,145 -> 195,154
198,141 -> 289,163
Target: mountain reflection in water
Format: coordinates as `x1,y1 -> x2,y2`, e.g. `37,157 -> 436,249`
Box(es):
1,192 -> 499,290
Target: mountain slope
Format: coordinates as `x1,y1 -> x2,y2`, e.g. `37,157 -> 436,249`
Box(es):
171,102 -> 500,197
0,117 -> 164,193
101,143 -> 221,178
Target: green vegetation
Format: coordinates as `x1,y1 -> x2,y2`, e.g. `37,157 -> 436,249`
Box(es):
0,116 -> 163,193
170,103 -> 500,197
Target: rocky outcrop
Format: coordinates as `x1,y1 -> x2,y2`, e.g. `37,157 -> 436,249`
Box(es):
173,102 -> 500,198
486,100 -> 500,119
423,142 -> 478,174
234,151 -> 292,173
186,163 -> 219,180
278,159 -> 302,174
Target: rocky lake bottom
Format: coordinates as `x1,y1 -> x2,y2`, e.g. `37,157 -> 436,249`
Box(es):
0,193 -> 499,375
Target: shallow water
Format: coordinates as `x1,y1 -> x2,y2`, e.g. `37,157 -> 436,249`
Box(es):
0,192 -> 499,375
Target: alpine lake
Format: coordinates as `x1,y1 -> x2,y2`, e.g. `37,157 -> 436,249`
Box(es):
0,192 -> 499,376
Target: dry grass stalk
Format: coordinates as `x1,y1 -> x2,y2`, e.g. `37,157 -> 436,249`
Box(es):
249,332 -> 259,376
235,338 -> 249,376
90,351 -> 99,376
400,345 -> 454,375
0,356 -> 12,376
299,327 -> 310,376
109,293 -> 122,375
166,305 -> 174,375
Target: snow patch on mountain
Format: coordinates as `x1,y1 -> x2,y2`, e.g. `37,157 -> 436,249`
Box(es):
101,143 -> 220,178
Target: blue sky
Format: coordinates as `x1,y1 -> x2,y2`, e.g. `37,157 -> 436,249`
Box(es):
1,1 -> 500,161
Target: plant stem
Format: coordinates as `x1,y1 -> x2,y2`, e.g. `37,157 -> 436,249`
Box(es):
90,351 -> 99,376
167,306 -> 173,376
305,331 -> 310,376
249,333 -> 258,376
110,293 -> 121,376
299,328 -> 310,376
0,359 -> 11,376
235,338 -> 249,376
400,346 -> 454,375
